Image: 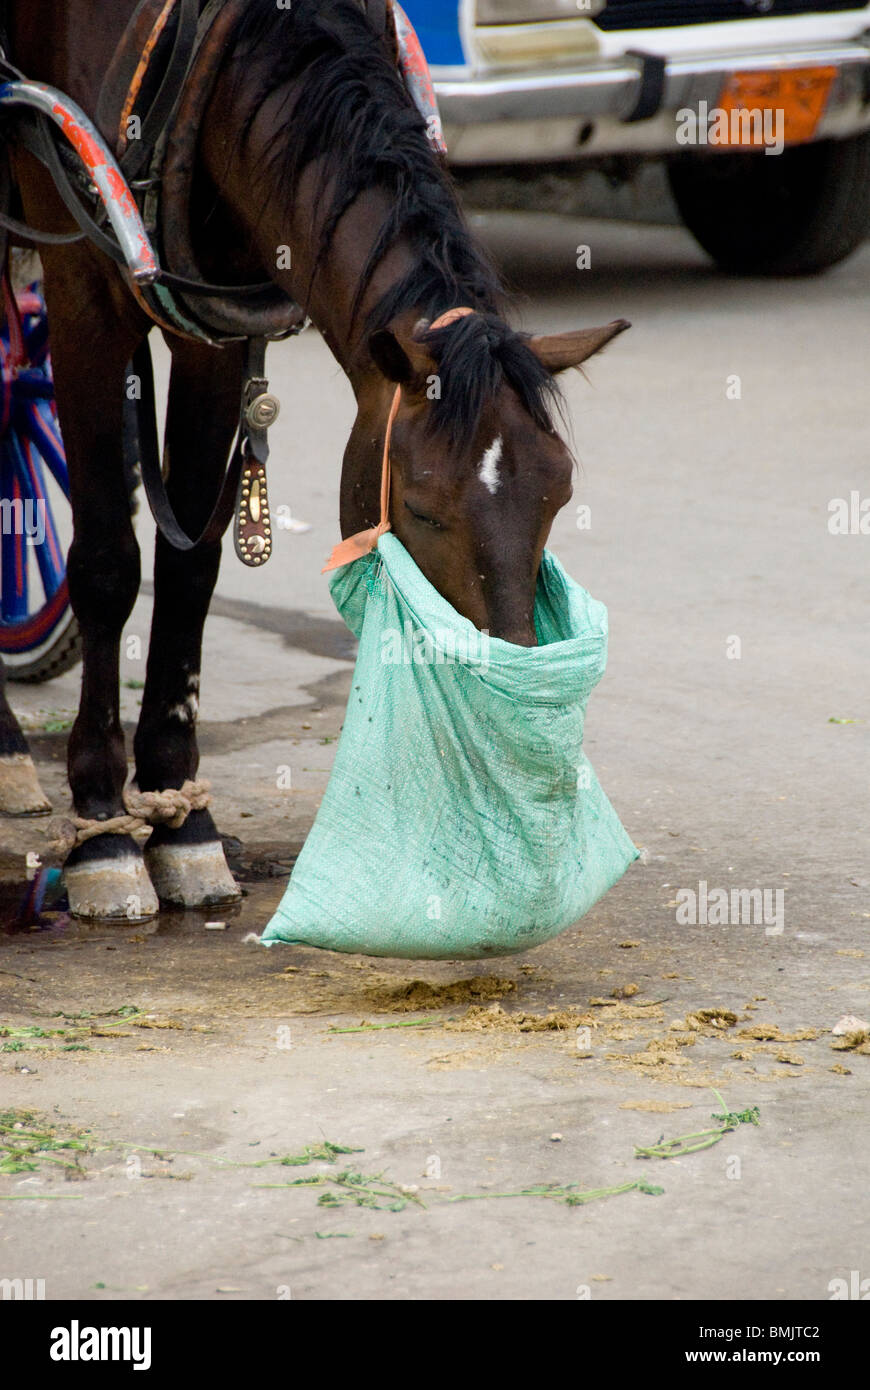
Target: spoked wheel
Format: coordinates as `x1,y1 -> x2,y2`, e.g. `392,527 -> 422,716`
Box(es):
0,278 -> 81,683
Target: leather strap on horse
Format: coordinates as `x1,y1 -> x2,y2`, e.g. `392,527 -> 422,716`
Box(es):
90,0 -> 303,342
133,333 -> 275,563
100,0 -> 399,341
153,0 -> 305,342
321,307 -> 474,573
0,51 -> 279,311
116,0 -> 200,180
0,142 -> 84,256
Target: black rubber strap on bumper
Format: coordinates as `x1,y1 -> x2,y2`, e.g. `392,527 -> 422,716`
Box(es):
623,50 -> 667,124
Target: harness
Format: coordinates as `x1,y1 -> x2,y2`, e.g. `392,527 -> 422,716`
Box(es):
0,0 -> 446,567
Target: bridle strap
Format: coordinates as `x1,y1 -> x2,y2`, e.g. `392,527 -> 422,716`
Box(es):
154,0 -> 305,342
118,0 -> 178,153
116,0 -> 199,181
133,334 -> 242,551
321,307 -> 474,574
132,333 -> 274,557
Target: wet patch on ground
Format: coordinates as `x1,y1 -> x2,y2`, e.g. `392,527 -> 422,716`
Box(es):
3,856 -> 865,1095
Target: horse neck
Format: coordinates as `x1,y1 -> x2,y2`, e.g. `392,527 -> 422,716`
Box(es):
201,61 -> 485,379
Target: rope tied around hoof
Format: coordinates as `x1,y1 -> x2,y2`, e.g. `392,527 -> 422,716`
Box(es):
47,780 -> 211,855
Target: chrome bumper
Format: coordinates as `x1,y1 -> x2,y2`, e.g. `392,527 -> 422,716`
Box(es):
436,38 -> 870,163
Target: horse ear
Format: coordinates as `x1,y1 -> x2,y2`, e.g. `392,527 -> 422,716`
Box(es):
528,319 -> 631,374
369,329 -> 416,384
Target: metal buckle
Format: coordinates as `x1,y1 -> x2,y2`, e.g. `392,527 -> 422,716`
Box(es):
245,390 -> 280,431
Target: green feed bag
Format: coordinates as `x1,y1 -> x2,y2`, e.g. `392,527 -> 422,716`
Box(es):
261,534 -> 637,959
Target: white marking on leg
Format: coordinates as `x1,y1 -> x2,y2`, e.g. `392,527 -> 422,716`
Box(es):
478,435 -> 503,495
168,694 -> 198,724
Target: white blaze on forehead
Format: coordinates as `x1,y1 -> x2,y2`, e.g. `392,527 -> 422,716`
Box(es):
478,435 -> 503,495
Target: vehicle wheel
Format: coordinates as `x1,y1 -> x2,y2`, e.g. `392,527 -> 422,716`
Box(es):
667,132 -> 870,275
2,600 -> 82,685
1,283 -> 82,683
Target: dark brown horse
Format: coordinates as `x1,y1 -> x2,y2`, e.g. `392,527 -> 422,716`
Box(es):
1,0 -> 627,919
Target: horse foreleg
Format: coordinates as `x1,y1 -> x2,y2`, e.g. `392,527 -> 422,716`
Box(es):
0,657 -> 51,816
134,336 -> 243,909
39,252 -> 157,921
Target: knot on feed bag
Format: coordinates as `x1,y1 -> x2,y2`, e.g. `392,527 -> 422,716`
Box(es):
46,779 -> 211,855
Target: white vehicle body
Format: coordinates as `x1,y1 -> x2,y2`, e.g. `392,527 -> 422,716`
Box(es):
421,3 -> 870,164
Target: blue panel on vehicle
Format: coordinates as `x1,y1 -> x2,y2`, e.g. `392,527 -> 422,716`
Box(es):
400,1 -> 465,66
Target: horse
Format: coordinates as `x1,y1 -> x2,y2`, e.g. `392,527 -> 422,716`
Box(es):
1,0 -> 628,920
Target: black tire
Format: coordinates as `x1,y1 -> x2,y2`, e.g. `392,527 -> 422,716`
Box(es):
667,131 -> 870,275
5,610 -> 82,685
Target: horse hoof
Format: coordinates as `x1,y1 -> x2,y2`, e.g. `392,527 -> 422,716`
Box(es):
0,753 -> 52,816
64,836 -> 159,922
145,839 -> 241,909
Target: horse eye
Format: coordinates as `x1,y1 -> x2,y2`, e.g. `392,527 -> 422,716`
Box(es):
404,502 -> 442,529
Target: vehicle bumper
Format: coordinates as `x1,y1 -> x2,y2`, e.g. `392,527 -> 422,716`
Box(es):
436,36 -> 870,163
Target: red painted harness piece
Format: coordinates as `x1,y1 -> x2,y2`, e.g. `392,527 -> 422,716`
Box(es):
393,3 -> 448,156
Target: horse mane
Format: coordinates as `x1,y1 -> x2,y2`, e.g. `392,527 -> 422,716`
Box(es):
233,0 -> 562,446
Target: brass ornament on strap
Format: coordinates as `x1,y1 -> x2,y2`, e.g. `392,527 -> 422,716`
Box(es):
234,457 -> 273,565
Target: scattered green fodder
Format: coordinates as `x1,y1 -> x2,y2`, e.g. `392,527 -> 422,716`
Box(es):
1,1006 -> 150,1055
634,1090 -> 761,1160
255,1168 -> 424,1212
449,1178 -> 664,1207
119,1139 -> 365,1170
0,1109 -> 92,1180
0,1091 -> 760,1220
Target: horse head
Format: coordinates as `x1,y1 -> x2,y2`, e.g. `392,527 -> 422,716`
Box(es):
364,312 -> 630,646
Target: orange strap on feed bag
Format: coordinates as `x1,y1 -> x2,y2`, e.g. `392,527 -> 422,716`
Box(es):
321,384 -> 401,574
321,307 -> 475,574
